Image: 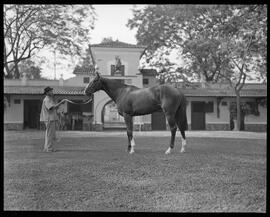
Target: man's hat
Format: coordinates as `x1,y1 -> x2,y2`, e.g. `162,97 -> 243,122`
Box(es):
43,86 -> 53,94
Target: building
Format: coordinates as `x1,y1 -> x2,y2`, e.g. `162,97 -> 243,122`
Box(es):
4,41 -> 267,132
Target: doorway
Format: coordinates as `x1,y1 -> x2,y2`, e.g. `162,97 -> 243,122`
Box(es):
191,101 -> 205,130
24,100 -> 42,129
151,110 -> 166,130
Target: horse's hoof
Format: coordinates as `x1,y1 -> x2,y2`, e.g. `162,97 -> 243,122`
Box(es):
180,149 -> 185,153
165,148 -> 171,154
129,150 -> 134,154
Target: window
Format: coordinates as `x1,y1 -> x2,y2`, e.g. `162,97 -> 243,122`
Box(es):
143,78 -> 149,85
14,99 -> 21,104
111,65 -> 125,76
83,77 -> 90,83
246,102 -> 259,116
205,101 -> 214,113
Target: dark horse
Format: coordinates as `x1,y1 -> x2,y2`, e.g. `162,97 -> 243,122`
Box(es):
84,72 -> 188,154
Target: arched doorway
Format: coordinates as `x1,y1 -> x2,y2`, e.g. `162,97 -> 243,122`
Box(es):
102,100 -> 125,129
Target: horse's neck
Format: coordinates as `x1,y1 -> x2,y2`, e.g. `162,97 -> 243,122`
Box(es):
101,77 -> 125,102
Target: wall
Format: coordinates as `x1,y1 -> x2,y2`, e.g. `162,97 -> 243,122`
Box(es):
143,75 -> 159,88
244,103 -> 267,132
4,95 -> 24,127
64,75 -> 89,87
4,94 -> 90,130
186,96 -> 231,130
92,47 -> 143,77
4,79 -> 59,86
245,104 -> 267,123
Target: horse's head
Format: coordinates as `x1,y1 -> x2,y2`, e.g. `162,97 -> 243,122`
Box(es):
84,72 -> 103,97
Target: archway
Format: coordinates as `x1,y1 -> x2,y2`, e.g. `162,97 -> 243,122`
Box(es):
102,100 -> 125,129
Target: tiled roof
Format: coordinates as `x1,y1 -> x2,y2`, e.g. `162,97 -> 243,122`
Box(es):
92,41 -> 146,49
4,86 -> 85,95
140,69 -> 158,76
182,88 -> 267,97
4,85 -> 266,97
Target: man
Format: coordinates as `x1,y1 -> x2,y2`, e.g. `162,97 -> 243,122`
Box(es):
40,86 -> 65,152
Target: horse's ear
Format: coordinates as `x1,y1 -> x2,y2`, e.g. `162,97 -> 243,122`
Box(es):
94,64 -> 100,78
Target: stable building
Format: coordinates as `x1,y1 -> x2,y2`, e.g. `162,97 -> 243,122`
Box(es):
4,41 -> 267,132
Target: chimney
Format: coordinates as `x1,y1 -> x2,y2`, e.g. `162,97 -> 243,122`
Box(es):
21,72 -> 27,86
59,74 -> 64,86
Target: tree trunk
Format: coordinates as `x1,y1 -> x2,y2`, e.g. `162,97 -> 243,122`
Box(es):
235,88 -> 241,131
4,63 -> 12,78
14,62 -> 20,79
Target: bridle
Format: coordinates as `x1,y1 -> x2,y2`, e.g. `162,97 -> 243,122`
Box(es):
84,75 -> 101,96
61,44 -> 97,106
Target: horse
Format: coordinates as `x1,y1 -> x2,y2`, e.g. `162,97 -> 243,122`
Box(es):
84,72 -> 188,154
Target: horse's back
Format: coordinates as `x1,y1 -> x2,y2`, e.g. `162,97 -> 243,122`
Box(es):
155,84 -> 186,112
117,83 -> 186,116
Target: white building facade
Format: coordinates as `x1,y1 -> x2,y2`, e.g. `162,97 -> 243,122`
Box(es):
4,41 -> 267,132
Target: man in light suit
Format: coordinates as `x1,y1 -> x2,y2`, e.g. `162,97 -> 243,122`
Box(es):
40,86 -> 64,152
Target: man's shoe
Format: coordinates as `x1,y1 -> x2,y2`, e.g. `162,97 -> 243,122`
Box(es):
43,149 -> 56,152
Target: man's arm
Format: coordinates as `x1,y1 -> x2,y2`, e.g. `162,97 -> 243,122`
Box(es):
46,99 -> 65,110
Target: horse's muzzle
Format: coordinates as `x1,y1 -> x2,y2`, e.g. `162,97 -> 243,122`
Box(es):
84,91 -> 93,98
83,89 -> 90,96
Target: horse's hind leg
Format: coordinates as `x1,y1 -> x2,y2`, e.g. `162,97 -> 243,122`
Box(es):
123,113 -> 135,154
180,130 -> 187,153
175,108 -> 187,153
164,113 -> 177,154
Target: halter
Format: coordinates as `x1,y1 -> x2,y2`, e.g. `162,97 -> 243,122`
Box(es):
84,73 -> 101,96
62,45 -> 96,106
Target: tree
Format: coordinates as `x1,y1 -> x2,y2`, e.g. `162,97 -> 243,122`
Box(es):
101,37 -> 114,43
18,59 -> 45,79
216,5 -> 267,130
128,4 -> 267,130
4,4 -> 96,79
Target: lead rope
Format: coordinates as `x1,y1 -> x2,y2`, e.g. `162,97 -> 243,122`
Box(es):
59,97 -> 93,105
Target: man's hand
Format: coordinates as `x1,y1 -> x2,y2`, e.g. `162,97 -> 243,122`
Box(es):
53,99 -> 66,110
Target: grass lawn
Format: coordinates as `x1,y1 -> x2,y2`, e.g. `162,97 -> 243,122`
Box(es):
4,134 -> 266,212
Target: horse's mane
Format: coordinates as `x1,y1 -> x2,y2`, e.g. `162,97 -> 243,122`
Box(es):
101,76 -> 139,90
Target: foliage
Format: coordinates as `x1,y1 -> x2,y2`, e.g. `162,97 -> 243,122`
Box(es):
128,4 -> 267,131
4,4 -> 96,79
101,37 -> 114,43
18,59 -> 45,79
128,5 -> 267,85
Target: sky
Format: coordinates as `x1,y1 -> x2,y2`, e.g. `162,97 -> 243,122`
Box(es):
90,4 -> 140,44
39,4 -> 145,80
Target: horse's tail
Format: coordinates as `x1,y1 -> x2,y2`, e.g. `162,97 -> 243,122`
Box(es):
175,96 -> 188,132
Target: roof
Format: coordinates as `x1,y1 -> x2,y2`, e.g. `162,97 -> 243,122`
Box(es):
4,86 -> 85,95
140,69 -> 158,76
4,85 -> 266,97
91,41 -> 146,49
181,88 -> 267,97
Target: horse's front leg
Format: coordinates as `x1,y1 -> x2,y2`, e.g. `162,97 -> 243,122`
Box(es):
123,113 -> 135,154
